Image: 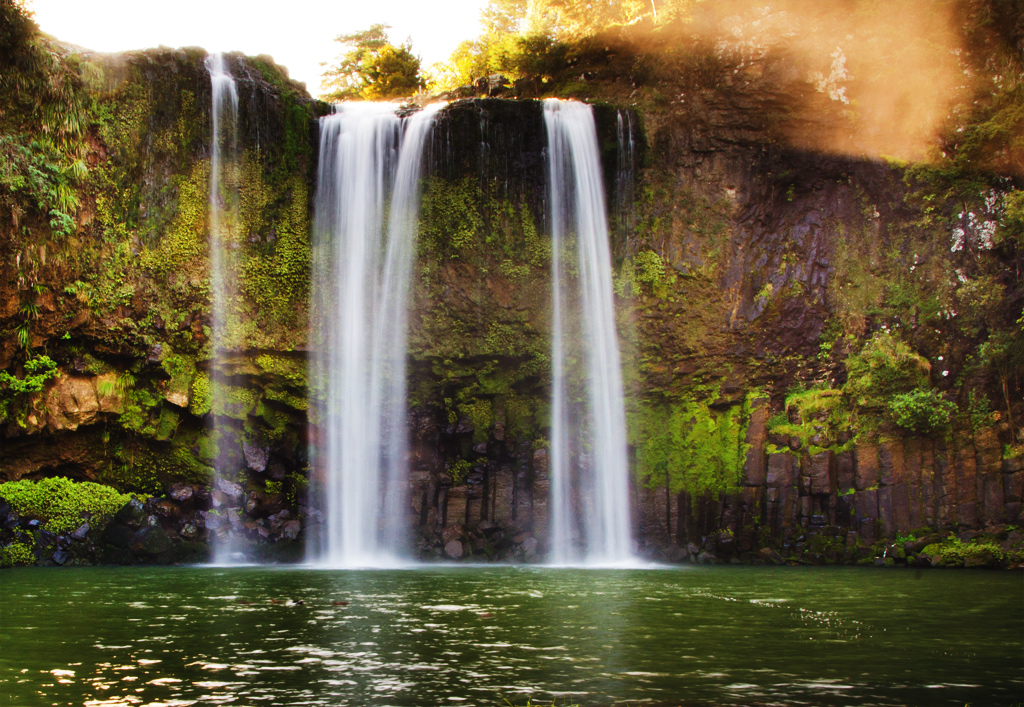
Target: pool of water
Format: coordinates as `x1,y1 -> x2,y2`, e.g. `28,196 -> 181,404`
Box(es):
0,565 -> 1020,706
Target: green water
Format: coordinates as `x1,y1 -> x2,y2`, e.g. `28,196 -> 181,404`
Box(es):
0,565 -> 1020,706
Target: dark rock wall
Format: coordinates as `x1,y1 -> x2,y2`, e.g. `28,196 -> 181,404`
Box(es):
1,44 -> 1021,566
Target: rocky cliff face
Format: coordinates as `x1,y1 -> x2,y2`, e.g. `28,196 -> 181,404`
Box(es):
0,29 -> 1021,567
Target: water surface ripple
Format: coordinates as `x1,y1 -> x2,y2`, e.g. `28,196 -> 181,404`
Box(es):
0,566 -> 1019,706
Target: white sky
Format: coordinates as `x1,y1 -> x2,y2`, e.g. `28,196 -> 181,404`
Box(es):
30,0 -> 489,95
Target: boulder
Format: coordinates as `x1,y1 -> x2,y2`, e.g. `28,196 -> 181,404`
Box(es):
243,441 -> 269,473
129,526 -> 172,556
101,523 -> 133,548
444,539 -> 464,559
115,498 -> 146,526
70,522 -> 90,541
245,491 -> 284,519
281,520 -> 301,541
179,523 -> 201,541
521,536 -> 538,559
214,479 -> 245,504
168,484 -> 194,503
200,511 -> 227,532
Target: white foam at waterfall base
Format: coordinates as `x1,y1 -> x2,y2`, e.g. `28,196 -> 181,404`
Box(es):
544,99 -> 636,568
308,102 -> 443,569
206,52 -> 243,565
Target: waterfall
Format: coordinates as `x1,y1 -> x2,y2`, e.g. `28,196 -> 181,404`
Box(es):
308,102 -> 443,568
544,99 -> 634,566
615,110 -> 636,250
206,53 -> 242,565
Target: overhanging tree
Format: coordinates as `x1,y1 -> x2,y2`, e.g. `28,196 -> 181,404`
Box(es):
320,24 -> 424,101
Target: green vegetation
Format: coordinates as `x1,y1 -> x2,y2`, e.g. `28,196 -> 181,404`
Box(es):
419,178 -> 484,260
920,533 -> 1023,567
0,354 -> 59,425
428,0 -> 694,91
448,459 -> 474,487
630,395 -> 749,504
0,477 -> 145,534
889,388 -> 956,435
0,541 -> 34,568
321,24 -> 424,100
767,386 -> 853,455
843,332 -> 931,411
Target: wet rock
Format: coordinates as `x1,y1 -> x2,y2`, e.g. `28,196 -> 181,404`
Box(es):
179,523 -> 201,541
854,445 -> 880,490
168,484 -> 194,504
151,499 -> 180,520
444,539 -> 464,559
115,498 -> 146,526
70,523 -> 90,541
666,545 -> 687,562
215,479 -> 245,504
808,451 -> 833,494
266,460 -> 287,481
742,401 -> 768,486
521,536 -> 538,559
2,507 -> 20,531
267,509 -> 293,534
102,523 -> 133,548
243,441 -> 269,473
191,486 -> 212,510
245,491 -> 284,519
281,520 -> 301,541
165,389 -> 189,408
442,521 -> 464,544
766,453 -> 796,487
532,448 -> 548,476
129,526 -> 172,556
200,511 -> 227,532
52,549 -> 69,565
35,529 -> 58,553
757,547 -> 785,565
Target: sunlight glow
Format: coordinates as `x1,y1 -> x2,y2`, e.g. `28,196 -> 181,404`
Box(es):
30,0 -> 487,95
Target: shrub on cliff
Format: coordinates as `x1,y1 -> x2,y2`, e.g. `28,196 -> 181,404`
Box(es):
889,388 -> 956,436
0,354 -> 58,424
0,477 -> 146,534
843,332 -> 931,410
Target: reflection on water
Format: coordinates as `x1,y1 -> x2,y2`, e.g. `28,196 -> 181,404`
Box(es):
0,566 -> 1019,706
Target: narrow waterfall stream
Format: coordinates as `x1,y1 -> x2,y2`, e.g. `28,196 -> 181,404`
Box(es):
205,53 -> 241,564
308,103 -> 442,567
544,99 -> 634,566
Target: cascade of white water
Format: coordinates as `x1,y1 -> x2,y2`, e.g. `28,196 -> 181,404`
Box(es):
544,99 -> 634,566
615,110 -> 636,250
308,102 -> 443,568
206,52 -> 241,565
